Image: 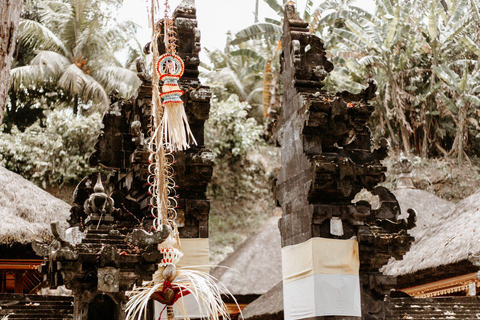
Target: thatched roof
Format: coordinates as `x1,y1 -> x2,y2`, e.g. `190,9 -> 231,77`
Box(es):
0,166 -> 71,245
211,216 -> 282,297
384,190 -> 480,277
242,282 -> 283,320
392,188 -> 454,239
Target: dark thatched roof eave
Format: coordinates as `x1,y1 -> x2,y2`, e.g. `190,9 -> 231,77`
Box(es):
242,281 -> 284,320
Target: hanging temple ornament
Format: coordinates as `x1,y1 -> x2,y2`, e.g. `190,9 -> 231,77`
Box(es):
126,1 -> 234,319
157,52 -> 196,151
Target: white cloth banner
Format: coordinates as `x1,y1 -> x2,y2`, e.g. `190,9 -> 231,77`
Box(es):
283,274 -> 361,319
282,237 -> 361,319
155,238 -> 210,319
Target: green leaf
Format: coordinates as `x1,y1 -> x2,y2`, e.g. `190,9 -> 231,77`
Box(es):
427,2 -> 437,41
458,65 -> 468,94
230,49 -> 266,64
263,0 -> 284,16
465,94 -> 480,107
447,0 -> 468,27
460,36 -> 480,56
232,23 -> 282,45
439,92 -> 458,114
345,20 -> 380,51
376,0 -> 394,16
303,0 -> 314,21
358,55 -> 381,66
332,28 -> 365,50
264,18 -> 281,25
433,65 -> 459,87
385,6 -> 400,48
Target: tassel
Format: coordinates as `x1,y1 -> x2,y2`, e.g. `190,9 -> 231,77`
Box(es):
126,246 -> 236,320
157,53 -> 196,151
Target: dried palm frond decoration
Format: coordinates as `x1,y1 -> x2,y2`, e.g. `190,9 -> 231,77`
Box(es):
127,1 -> 234,319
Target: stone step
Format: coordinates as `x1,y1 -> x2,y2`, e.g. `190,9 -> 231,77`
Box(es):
1,309 -> 73,315
388,297 -> 480,319
0,294 -> 73,302
0,294 -> 73,320
2,315 -> 73,320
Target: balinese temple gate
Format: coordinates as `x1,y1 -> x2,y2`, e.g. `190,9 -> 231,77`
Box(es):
33,1 -> 214,319
275,3 -> 415,320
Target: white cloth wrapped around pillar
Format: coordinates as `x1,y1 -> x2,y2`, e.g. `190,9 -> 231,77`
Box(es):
154,238 -> 210,319
282,237 -> 361,319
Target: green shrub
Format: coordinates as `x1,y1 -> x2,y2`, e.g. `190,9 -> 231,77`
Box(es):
205,94 -> 263,162
0,110 -> 102,188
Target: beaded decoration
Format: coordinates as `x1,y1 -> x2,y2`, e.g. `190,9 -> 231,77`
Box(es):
158,246 -> 183,267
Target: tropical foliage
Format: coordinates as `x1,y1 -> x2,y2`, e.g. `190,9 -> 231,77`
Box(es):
320,0 -> 480,163
9,0 -> 140,117
226,0 -> 480,165
205,94 -> 264,162
0,110 -> 102,188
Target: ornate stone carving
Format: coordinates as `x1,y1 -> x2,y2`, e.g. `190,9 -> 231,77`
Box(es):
35,2 -> 213,319
276,3 -> 415,319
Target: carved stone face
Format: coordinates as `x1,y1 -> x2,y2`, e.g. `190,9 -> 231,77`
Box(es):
97,267 -> 119,293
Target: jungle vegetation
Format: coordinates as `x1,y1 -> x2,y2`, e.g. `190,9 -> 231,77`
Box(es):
2,0 -> 480,260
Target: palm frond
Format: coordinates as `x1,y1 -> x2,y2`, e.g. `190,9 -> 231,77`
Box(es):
315,1 -> 338,11
384,6 -> 400,48
427,1 -> 437,41
433,65 -> 460,88
58,64 -> 109,111
92,66 -> 141,98
18,19 -> 70,57
31,50 -> 70,76
10,65 -> 45,90
465,94 -> 480,107
376,0 -> 394,16
345,21 -> 380,51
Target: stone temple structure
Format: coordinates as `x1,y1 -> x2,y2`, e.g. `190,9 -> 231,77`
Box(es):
33,1 -> 214,319
274,4 -> 415,320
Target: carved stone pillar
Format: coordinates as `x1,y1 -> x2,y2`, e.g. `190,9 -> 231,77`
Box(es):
276,4 -> 414,320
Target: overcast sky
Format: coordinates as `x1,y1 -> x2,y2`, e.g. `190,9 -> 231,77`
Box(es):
117,0 -> 375,62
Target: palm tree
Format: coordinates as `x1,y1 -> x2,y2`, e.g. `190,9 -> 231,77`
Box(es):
10,0 -> 140,115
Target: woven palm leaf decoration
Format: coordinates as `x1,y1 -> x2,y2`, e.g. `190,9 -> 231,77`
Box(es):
126,1 -> 233,320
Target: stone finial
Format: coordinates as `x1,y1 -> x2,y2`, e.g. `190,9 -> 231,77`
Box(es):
396,156 -> 415,189
93,173 -> 105,193
174,0 -> 196,17
84,174 -> 116,225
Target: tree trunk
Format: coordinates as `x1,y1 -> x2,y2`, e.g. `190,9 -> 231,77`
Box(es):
0,0 -> 22,125
73,94 -> 79,115
458,113 -> 465,165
